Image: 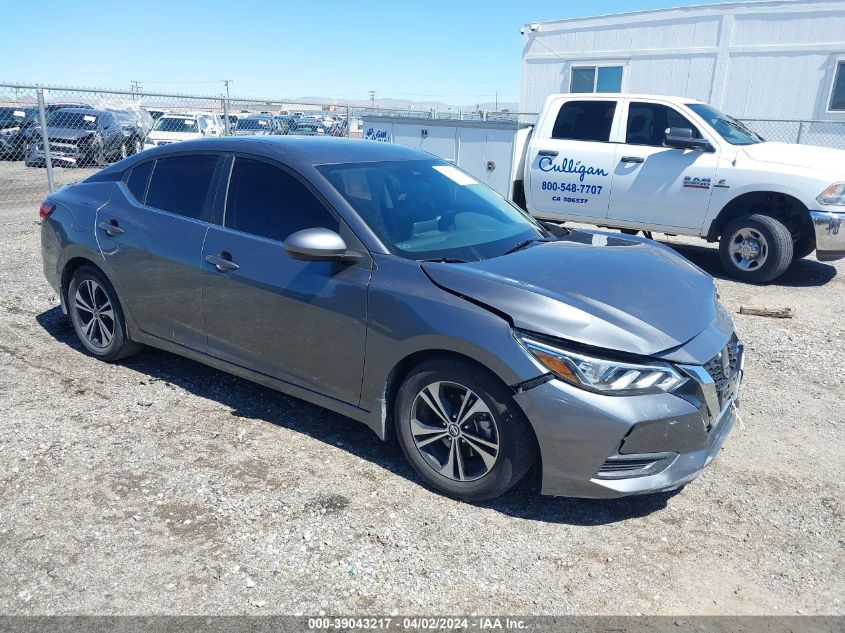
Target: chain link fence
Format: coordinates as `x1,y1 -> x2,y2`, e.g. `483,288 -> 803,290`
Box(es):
739,118 -> 845,149
0,82 -> 530,198
5,81 -> 845,200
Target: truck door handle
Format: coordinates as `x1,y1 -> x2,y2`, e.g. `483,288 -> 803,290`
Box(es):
98,220 -> 124,236
205,252 -> 239,272
620,156 -> 644,164
538,150 -> 558,157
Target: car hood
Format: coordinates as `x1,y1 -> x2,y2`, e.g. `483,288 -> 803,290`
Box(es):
38,127 -> 97,141
421,232 -> 718,357
147,131 -> 202,142
741,141 -> 845,171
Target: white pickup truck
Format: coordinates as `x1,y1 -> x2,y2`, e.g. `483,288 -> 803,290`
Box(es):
363,94 -> 845,282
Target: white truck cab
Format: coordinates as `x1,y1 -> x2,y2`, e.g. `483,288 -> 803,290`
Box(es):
364,94 -> 845,283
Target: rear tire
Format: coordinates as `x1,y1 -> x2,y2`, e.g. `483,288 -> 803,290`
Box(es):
67,265 -> 142,362
719,214 -> 793,283
394,358 -> 535,501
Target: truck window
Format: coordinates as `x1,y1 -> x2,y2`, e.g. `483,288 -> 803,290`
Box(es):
551,100 -> 617,142
625,102 -> 702,147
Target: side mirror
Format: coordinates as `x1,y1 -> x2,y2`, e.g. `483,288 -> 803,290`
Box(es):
664,127 -> 712,151
284,228 -> 348,262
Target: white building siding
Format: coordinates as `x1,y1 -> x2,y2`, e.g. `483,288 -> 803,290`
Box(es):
520,0 -> 845,121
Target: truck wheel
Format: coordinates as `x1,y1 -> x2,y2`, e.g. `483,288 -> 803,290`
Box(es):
719,214 -> 793,283
792,234 -> 815,260
394,358 -> 535,501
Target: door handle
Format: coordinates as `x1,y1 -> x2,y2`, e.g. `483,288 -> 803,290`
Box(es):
620,156 -> 644,164
205,252 -> 240,272
98,220 -> 124,236
538,149 -> 558,157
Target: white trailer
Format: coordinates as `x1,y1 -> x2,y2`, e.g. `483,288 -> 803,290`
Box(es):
362,117 -> 532,201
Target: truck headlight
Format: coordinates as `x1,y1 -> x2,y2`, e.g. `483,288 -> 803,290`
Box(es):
817,182 -> 845,206
518,335 -> 687,396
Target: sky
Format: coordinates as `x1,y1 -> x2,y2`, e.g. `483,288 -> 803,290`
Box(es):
3,0 -> 742,106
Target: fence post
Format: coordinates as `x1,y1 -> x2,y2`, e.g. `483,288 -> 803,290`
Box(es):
36,87 -> 55,194
222,97 -> 231,136
796,120 -> 805,145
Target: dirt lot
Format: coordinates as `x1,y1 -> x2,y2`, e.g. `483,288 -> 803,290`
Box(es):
0,160 -> 842,616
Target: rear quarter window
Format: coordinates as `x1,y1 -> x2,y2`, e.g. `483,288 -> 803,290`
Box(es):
125,161 -> 154,203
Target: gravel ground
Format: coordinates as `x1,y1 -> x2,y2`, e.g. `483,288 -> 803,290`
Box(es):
0,160 -> 843,616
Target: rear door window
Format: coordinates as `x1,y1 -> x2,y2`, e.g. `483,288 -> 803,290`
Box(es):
125,160 -> 154,203
145,155 -> 219,221
551,100 -> 617,142
224,157 -> 338,242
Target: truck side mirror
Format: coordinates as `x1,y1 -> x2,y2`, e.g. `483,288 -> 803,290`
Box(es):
665,127 -> 712,151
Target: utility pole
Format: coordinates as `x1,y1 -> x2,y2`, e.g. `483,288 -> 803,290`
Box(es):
222,80 -> 232,135
369,90 -> 376,108
130,80 -> 142,98
495,90 -> 498,111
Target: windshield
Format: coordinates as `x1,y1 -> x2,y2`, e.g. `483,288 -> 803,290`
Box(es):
46,111 -> 98,129
235,118 -> 271,130
686,103 -> 763,145
318,159 -> 547,262
153,117 -> 197,132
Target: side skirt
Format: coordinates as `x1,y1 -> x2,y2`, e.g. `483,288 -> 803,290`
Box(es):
129,330 -> 378,435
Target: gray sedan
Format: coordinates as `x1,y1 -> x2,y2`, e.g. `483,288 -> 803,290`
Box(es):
39,137 -> 743,500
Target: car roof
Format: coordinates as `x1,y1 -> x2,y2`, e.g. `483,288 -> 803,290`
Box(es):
549,92 -> 707,105
111,136 -> 436,169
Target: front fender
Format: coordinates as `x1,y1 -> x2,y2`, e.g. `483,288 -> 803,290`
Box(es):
360,256 -> 545,439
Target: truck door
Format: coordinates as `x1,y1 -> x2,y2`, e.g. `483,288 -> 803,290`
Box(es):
607,100 -> 719,230
525,98 -> 619,221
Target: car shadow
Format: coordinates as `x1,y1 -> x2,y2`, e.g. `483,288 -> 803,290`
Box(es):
37,305 -> 680,525
658,239 -> 838,287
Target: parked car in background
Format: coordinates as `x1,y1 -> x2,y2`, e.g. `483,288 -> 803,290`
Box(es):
273,115 -> 296,135
0,106 -> 37,159
232,114 -> 279,136
144,113 -> 214,149
144,109 -> 166,121
289,120 -> 326,136
26,108 -> 125,166
39,136 -> 743,501
109,108 -> 154,156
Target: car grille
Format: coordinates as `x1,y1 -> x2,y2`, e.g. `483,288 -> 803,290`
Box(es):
703,334 -> 741,407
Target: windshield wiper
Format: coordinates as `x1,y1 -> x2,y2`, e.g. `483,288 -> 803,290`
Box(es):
419,257 -> 467,264
501,237 -> 554,256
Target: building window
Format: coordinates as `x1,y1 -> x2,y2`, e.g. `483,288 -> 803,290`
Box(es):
830,61 -> 845,111
570,65 -> 623,93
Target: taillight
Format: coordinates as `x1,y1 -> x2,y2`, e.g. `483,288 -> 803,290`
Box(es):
39,202 -> 55,219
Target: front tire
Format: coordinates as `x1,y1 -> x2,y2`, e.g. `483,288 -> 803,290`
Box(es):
394,358 -> 535,501
792,234 -> 815,260
67,266 -> 142,361
719,214 -> 793,283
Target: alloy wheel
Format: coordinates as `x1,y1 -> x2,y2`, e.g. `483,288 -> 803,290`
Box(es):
410,381 -> 500,481
74,279 -> 115,349
728,227 -> 769,270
